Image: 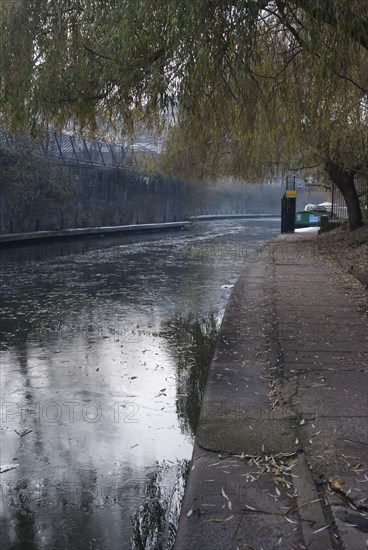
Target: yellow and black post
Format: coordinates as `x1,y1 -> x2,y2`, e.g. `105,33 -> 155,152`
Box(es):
281,177 -> 297,233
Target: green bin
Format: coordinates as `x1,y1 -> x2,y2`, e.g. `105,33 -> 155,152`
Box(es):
320,215 -> 329,230
296,211 -> 321,227
295,211 -> 311,227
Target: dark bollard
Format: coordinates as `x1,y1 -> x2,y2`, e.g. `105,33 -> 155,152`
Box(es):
281,191 -> 296,233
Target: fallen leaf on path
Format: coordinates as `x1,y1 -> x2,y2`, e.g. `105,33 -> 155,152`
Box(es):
329,478 -> 342,490
283,515 -> 298,524
0,464 -> 19,473
243,504 -> 257,511
208,515 -> 233,523
15,428 -> 33,437
312,524 -> 331,535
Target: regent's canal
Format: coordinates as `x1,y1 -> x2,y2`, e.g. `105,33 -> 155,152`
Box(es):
0,218 -> 279,550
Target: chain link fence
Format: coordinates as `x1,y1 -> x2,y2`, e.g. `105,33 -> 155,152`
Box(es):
0,128 -> 158,170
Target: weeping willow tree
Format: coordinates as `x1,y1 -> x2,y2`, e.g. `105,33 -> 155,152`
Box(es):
1,1 -> 367,228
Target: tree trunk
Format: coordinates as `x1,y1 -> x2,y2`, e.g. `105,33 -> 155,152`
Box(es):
325,162 -> 363,231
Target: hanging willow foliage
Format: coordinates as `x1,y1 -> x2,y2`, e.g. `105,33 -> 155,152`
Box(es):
1,1 -> 367,226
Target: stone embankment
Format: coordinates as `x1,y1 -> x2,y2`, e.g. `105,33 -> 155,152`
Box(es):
0,221 -> 191,244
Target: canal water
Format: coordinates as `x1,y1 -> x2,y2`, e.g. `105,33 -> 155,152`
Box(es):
0,218 -> 279,550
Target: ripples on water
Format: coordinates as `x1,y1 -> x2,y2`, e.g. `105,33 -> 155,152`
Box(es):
0,219 -> 279,549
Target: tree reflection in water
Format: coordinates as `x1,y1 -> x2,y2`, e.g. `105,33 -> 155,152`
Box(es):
131,312 -> 219,549
131,460 -> 189,550
164,312 -> 219,435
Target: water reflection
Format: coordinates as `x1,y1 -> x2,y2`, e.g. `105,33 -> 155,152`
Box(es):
131,460 -> 189,550
163,313 -> 219,435
0,219 -> 280,549
130,311 -> 218,550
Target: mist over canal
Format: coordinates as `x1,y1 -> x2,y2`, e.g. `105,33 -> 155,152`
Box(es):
0,218 -> 279,550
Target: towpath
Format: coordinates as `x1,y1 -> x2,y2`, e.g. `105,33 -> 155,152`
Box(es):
175,234 -> 368,550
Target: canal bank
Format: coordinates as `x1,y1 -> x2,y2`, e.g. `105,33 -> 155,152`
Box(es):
191,214 -> 280,221
0,221 -> 191,245
175,233 -> 368,550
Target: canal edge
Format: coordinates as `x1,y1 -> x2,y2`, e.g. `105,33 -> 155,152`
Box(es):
174,249 -> 336,550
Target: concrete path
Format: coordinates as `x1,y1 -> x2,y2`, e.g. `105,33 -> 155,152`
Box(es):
175,235 -> 368,550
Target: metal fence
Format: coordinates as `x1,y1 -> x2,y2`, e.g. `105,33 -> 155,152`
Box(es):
0,128 -> 157,169
41,131 -> 133,167
331,177 -> 368,220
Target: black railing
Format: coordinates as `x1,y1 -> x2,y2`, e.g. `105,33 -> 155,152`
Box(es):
331,177 -> 368,220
